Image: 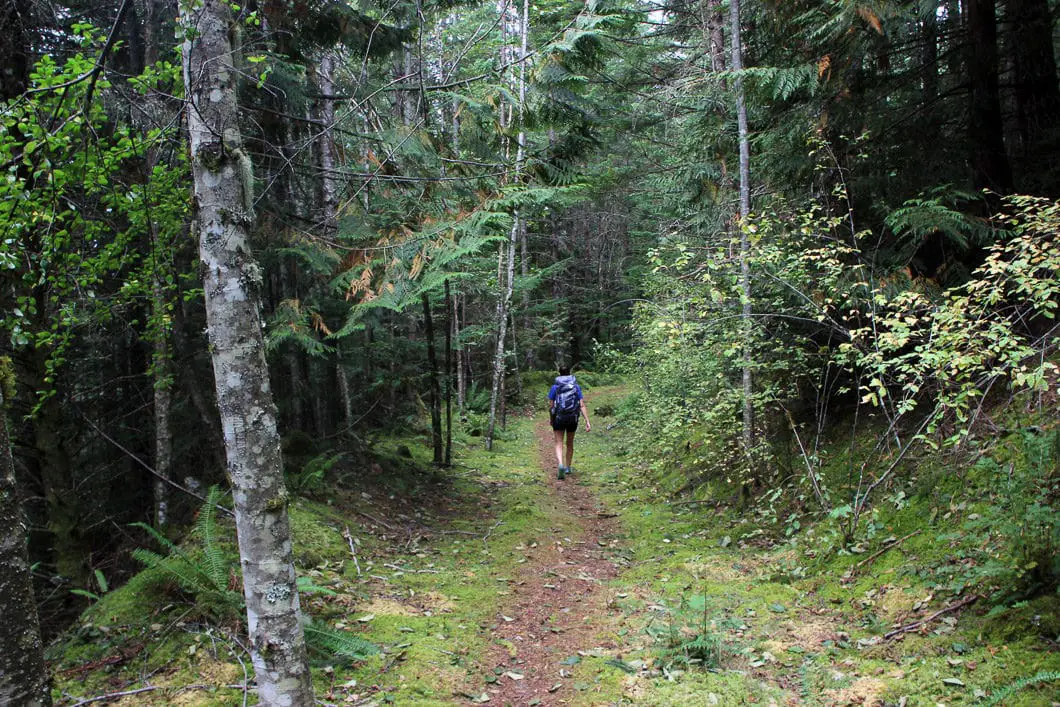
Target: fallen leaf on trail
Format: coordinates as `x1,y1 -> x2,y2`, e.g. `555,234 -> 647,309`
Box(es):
942,677 -> 965,687
357,614 -> 375,622
548,683 -> 562,693
501,615 -> 515,622
504,671 -> 524,680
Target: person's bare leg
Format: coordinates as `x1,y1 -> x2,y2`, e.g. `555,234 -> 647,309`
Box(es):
565,429 -> 576,468
554,429 -> 565,469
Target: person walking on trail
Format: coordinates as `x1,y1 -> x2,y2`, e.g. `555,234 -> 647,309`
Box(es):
549,366 -> 590,480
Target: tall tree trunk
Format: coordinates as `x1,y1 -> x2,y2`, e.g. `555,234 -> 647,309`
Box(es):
520,215 -> 532,369
0,374 -> 51,707
500,352 -> 508,429
422,294 -> 443,464
337,343 -> 353,434
456,294 -> 466,418
282,266 -> 306,433
310,357 -> 328,437
152,282 -> 173,528
486,0 -> 528,450
174,298 -> 226,470
922,5 -> 938,105
729,0 -> 755,470
316,52 -> 340,238
509,310 -> 522,405
966,0 -> 1013,192
486,236 -> 516,450
180,0 -> 313,702
1007,0 -> 1060,167
28,350 -> 84,584
0,0 -> 30,99
444,280 -> 453,466
702,0 -> 726,72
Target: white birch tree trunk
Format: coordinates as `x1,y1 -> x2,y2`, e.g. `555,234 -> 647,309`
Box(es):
729,0 -> 756,468
179,1 -> 313,702
486,0 -> 528,450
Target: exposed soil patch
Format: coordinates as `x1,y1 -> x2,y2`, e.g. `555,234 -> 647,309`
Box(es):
479,420 -> 621,705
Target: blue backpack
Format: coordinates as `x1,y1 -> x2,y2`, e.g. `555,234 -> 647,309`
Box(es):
553,376 -> 580,424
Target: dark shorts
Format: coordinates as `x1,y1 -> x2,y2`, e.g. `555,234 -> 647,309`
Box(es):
551,415 -> 578,433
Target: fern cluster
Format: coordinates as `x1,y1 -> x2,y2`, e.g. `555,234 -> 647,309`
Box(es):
129,487 -> 242,622
129,488 -> 381,663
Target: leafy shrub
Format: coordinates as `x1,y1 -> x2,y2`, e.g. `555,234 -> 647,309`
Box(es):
963,428 -> 1060,596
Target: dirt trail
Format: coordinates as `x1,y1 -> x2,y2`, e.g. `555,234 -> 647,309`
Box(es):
479,419 -> 620,706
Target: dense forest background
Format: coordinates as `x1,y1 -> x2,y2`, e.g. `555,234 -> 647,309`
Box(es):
1,0 -> 1058,703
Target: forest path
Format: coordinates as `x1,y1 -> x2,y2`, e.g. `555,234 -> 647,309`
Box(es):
478,418 -> 623,705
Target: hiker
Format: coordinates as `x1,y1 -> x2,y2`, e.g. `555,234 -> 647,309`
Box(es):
548,366 -> 591,480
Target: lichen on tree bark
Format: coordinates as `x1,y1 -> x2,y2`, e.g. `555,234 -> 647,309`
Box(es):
179,0 -> 313,703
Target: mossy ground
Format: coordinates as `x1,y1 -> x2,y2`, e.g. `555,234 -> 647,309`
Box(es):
51,381 -> 1058,705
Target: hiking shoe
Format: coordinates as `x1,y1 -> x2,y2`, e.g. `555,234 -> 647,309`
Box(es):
565,466 -> 574,475
557,466 -> 566,480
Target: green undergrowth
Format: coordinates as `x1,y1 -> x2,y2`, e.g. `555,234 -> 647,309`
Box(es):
50,395 -> 580,705
574,385 -> 1060,706
48,378 -> 1059,705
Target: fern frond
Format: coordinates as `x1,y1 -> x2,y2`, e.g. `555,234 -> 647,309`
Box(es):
130,521 -> 183,557
984,670 -> 1060,707
885,187 -> 995,262
196,486 -> 227,590
304,623 -> 380,664
296,576 -> 337,596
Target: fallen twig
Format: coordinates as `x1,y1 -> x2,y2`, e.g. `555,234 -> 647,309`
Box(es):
221,629 -> 252,707
848,530 -> 921,577
68,685 -> 166,705
70,683 -> 258,705
342,525 -> 362,576
884,593 -> 982,640
357,510 -> 394,530
60,644 -> 144,676
482,519 -> 503,550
